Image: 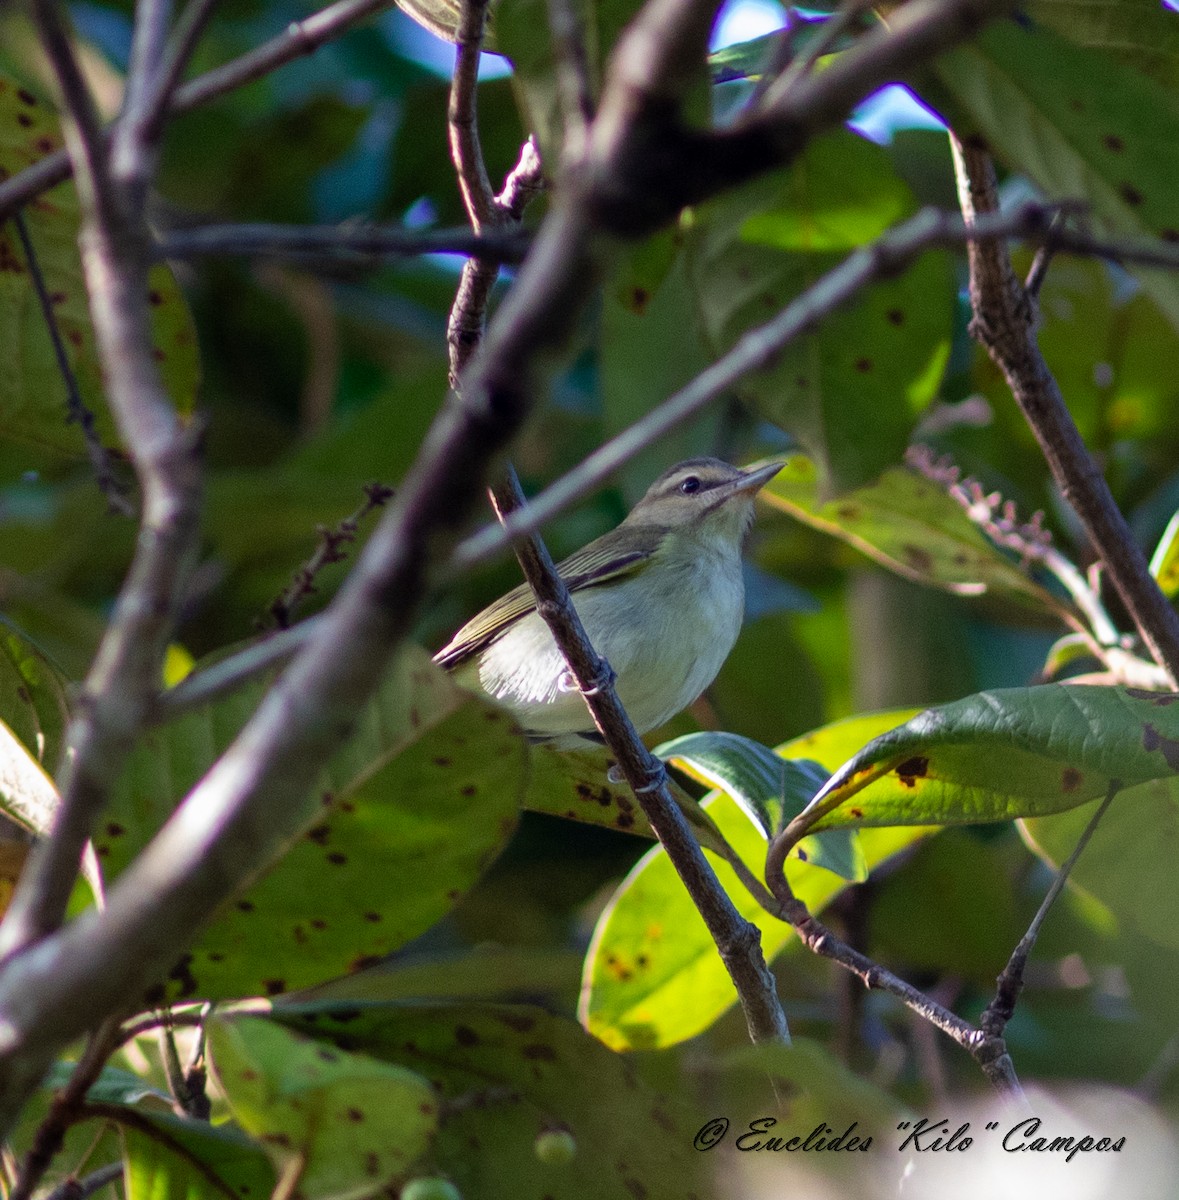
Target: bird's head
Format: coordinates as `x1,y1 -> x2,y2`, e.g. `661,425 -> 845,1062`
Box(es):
621,458 -> 783,546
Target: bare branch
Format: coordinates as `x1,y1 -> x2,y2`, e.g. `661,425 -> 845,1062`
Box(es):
10,213 -> 131,514
137,0 -> 223,147
155,221 -> 530,266
951,137 -> 1179,685
981,780 -> 1120,1040
265,483 -> 395,630
0,0 -> 203,954
0,0 -> 393,223
489,468 -> 790,1045
42,1161 -> 123,1200
9,1018 -> 123,1200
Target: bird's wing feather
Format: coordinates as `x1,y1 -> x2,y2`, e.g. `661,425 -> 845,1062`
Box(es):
433,532 -> 655,670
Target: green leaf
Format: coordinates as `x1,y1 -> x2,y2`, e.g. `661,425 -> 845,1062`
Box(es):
760,455 -> 1053,604
0,74 -> 199,455
1026,0 -> 1179,89
656,730 -> 864,880
803,685 -> 1179,834
582,710 -> 927,1049
98,648 -> 525,1002
122,1112 -> 276,1200
1022,776 -> 1179,950
930,22 -> 1179,333
1150,509 -> 1179,600
0,713 -> 58,836
0,623 -> 69,768
522,743 -> 737,860
269,1001 -> 705,1200
685,131 -> 952,491
208,1015 -> 437,1200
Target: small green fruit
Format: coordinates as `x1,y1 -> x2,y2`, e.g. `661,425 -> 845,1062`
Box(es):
533,1129 -> 577,1166
400,1177 -> 462,1200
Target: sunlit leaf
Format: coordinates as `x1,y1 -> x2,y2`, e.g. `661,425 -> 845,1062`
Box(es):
208,1015 -> 437,1200
1149,510 -> 1179,601
582,710 -> 927,1049
803,685 -> 1179,833
269,1001 -> 705,1200
760,455 -> 1053,604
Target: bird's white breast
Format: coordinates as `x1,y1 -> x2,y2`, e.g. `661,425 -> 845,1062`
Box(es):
474,532 -> 745,745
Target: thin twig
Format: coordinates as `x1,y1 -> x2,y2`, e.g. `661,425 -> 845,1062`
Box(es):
754,0 -> 875,112
155,221 -> 530,265
763,822 -> 1024,1097
951,137 -> 1179,686
42,1161 -> 123,1200
9,1018 -> 123,1200
446,0 -> 545,386
10,214 -> 131,515
138,0 -> 223,146
0,0 -> 394,223
264,483 -> 394,629
490,467 -> 790,1045
981,780 -> 1120,1039
112,0 -> 175,200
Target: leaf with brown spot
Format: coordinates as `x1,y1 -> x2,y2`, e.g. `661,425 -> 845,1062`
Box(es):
931,23 -> 1179,333
0,72 -> 199,454
103,648 -> 525,1002
208,1015 -> 436,1200
266,1002 -> 702,1200
801,685 -> 1179,836
685,129 -> 952,491
761,455 -> 1053,603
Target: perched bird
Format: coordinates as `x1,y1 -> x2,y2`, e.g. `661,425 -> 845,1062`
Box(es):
434,457 -> 782,748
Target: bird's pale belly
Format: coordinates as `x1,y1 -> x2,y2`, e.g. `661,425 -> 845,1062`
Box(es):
470,552 -> 744,746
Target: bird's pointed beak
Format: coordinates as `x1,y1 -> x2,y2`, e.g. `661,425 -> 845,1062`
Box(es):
725,460 -> 785,498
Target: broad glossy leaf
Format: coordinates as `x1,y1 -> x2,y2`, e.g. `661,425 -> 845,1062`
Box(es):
1022,776 -> 1179,950
931,22 -> 1179,332
0,75 -> 198,454
686,131 -> 952,491
122,1112 -> 276,1200
582,710 -> 927,1049
208,1015 -> 437,1200
761,455 -> 1052,604
270,1001 -> 705,1200
522,744 -> 738,858
0,714 -> 58,836
1027,0 -> 1179,88
803,685 -> 1179,834
99,648 -> 525,1001
656,730 -> 864,880
1150,510 -> 1179,600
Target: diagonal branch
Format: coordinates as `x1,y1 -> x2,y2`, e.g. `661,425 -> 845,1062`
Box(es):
951,137 -> 1179,685
0,0 -> 203,955
489,469 -> 789,1045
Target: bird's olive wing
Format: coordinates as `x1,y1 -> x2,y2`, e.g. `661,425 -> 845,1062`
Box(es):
432,532 -> 655,669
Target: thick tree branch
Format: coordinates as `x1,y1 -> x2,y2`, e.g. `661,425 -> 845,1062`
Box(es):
489,469 -> 789,1045
951,138 -> 1179,685
0,0 -> 202,955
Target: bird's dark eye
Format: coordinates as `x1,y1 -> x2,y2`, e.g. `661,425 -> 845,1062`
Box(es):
679,476 -> 702,495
